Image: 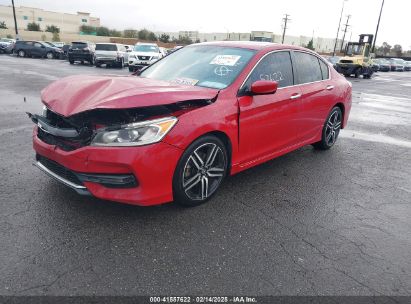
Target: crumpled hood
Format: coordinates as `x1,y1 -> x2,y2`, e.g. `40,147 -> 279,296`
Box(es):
41,75 -> 219,117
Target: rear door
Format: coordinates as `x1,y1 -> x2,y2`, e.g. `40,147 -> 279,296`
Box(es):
292,51 -> 336,143
238,51 -> 302,164
32,42 -> 45,57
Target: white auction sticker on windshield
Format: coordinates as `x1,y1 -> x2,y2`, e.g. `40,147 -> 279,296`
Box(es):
170,77 -> 199,86
210,55 -> 241,66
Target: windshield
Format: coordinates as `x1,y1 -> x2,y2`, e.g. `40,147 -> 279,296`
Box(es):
44,42 -> 55,47
0,38 -> 12,43
140,45 -> 256,89
134,45 -> 159,53
328,56 -> 340,64
346,44 -> 364,56
394,59 -> 405,64
96,44 -> 117,51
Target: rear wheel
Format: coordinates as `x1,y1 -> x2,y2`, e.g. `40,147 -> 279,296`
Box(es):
18,50 -> 25,57
173,135 -> 228,207
354,68 -> 361,78
69,59 -> 74,64
313,107 -> 342,150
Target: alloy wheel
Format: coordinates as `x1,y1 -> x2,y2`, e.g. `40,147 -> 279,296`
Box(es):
325,110 -> 342,146
182,143 -> 226,201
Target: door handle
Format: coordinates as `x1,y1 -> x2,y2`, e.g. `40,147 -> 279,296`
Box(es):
290,93 -> 302,100
326,85 -> 335,90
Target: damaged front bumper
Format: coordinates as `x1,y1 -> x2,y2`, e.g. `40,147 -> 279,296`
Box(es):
32,127 -> 183,205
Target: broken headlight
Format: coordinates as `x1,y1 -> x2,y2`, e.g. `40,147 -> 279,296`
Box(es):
91,117 -> 177,147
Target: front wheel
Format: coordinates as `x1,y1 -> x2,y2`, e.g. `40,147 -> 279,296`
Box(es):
313,106 -> 342,150
46,52 -> 54,59
173,135 -> 228,207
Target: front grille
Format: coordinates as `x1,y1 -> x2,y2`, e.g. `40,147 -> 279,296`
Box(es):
340,60 -> 353,64
37,128 -> 84,151
37,155 -> 83,186
137,56 -> 150,60
37,109 -> 88,151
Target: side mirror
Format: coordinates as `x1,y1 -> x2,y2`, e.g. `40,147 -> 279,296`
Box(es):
249,80 -> 278,95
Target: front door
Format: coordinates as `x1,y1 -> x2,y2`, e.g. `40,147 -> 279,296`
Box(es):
238,51 -> 301,165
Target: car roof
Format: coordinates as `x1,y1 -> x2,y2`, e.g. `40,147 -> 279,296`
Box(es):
192,41 -> 310,52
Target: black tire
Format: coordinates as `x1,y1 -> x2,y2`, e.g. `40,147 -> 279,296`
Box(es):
95,62 -> 101,68
128,66 -> 134,72
89,56 -> 94,66
354,68 -> 361,78
313,106 -> 343,150
118,58 -> 124,68
173,135 -> 228,207
69,59 -> 74,64
46,51 -> 54,59
17,50 -> 25,57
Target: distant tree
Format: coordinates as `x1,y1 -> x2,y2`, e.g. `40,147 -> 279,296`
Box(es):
159,33 -> 170,43
123,29 -> 138,38
109,29 -> 122,37
138,29 -> 149,40
79,24 -> 96,34
27,22 -> 41,31
52,32 -> 60,42
393,44 -> 402,57
45,25 -> 60,33
96,26 -> 110,36
0,21 -> 7,29
305,38 -> 315,50
379,42 -> 391,56
147,31 -> 157,41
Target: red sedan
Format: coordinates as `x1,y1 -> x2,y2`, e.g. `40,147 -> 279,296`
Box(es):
29,41 -> 352,207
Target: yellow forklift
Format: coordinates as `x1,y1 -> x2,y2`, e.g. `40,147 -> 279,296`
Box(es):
335,34 -> 375,79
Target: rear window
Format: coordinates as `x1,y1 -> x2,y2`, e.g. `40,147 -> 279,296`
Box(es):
319,59 -> 329,79
96,44 -> 117,51
294,52 -> 323,84
71,42 -> 87,48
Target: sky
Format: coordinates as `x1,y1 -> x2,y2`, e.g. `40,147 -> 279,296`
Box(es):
2,0 -> 410,49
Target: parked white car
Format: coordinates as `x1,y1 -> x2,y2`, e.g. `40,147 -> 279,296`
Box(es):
128,43 -> 163,72
94,43 -> 128,68
0,38 -> 16,54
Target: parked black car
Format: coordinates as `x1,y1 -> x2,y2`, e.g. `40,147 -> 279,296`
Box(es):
68,41 -> 95,65
13,40 -> 63,59
373,58 -> 391,72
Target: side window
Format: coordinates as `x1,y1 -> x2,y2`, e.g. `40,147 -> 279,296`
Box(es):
34,42 -> 42,48
294,52 -> 322,84
319,59 -> 329,80
244,51 -> 294,90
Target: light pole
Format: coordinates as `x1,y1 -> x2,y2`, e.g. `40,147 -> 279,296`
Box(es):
333,0 -> 348,56
11,0 -> 19,37
372,0 -> 385,53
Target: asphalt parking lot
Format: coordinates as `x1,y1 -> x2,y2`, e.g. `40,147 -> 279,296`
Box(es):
0,55 -> 410,296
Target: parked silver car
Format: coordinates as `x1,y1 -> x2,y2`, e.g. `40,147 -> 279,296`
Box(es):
94,43 -> 128,68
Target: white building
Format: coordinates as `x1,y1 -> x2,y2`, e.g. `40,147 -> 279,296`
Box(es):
0,5 -> 100,34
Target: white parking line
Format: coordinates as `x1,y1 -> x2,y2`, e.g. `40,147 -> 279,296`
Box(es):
340,130 -> 411,148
